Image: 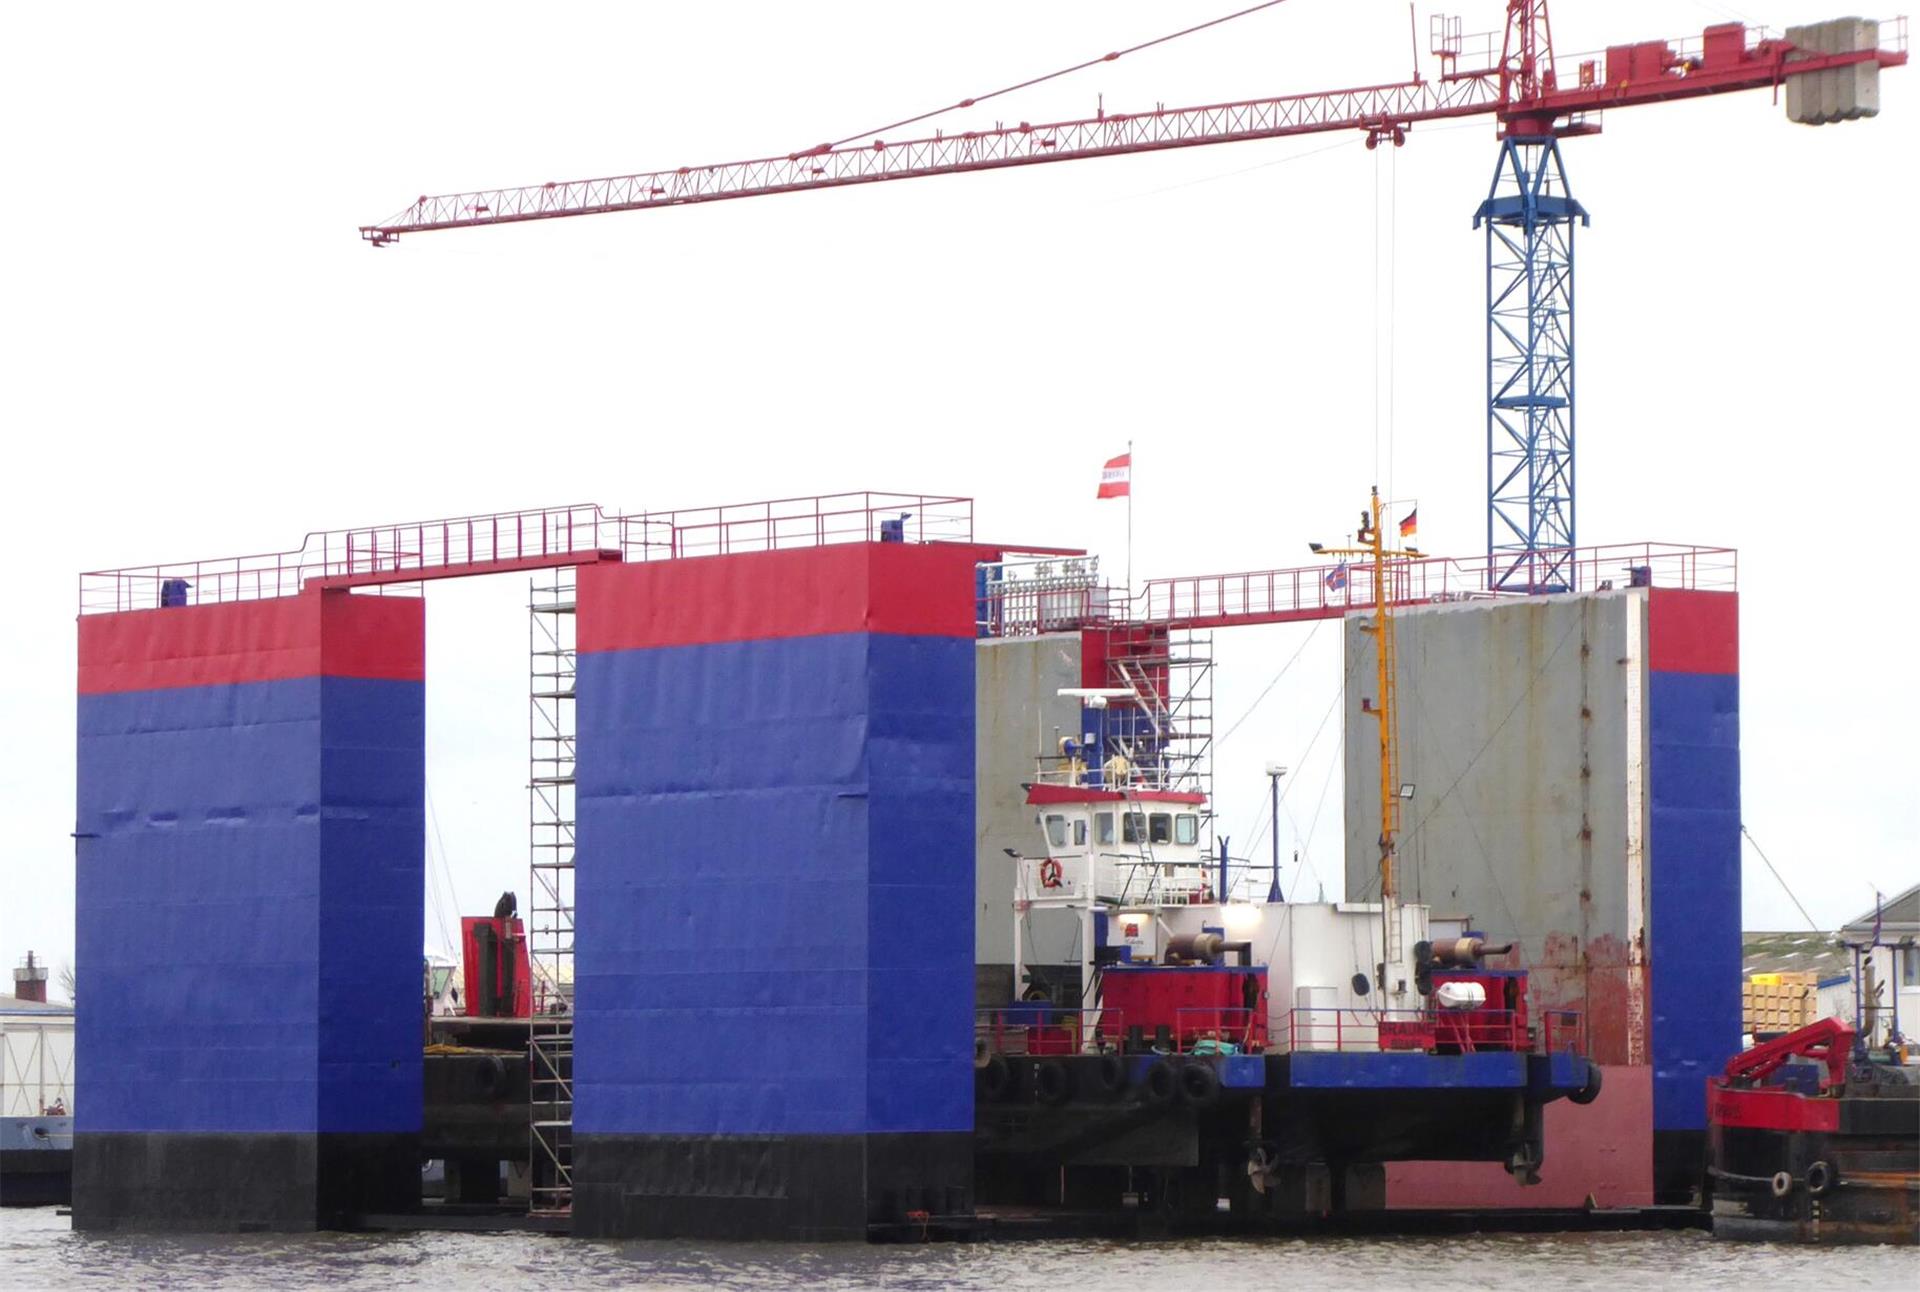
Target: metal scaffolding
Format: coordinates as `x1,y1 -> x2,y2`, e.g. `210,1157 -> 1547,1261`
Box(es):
528,570 -> 576,1214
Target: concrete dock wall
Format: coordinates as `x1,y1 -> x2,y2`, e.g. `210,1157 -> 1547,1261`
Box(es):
1345,587 -> 1739,1203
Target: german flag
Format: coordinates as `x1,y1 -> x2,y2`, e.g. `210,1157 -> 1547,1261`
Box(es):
1398,508 -> 1417,539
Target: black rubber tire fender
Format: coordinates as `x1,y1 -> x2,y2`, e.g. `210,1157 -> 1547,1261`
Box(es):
1179,1060 -> 1222,1107
1091,1052 -> 1128,1096
1144,1058 -> 1179,1105
1568,1059 -> 1604,1106
1805,1160 -> 1834,1197
980,1053 -> 1013,1101
1770,1171 -> 1794,1199
475,1054 -> 508,1099
1035,1059 -> 1073,1106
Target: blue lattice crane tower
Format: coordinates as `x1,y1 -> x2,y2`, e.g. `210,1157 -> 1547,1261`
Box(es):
1479,136 -> 1586,592
362,4 -> 1903,579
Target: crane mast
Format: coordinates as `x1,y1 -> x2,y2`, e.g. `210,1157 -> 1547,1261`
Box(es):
1312,488 -> 1419,967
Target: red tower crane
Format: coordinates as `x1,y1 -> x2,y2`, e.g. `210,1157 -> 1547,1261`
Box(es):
360,2 -> 1904,588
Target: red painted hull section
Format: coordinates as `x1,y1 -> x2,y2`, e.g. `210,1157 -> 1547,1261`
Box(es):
1387,1065 -> 1654,1210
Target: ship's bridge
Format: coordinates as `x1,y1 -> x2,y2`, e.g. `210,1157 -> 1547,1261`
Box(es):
1021,783 -> 1214,908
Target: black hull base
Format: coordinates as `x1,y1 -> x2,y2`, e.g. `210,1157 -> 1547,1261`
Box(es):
572,1131 -> 974,1241
1711,1123 -> 1919,1245
0,1150 -> 71,1207
974,1053 -> 1554,1227
71,1132 -> 422,1232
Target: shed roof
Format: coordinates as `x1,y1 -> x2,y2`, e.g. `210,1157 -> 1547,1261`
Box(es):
1742,930 -> 1850,983
1841,882 -> 1920,937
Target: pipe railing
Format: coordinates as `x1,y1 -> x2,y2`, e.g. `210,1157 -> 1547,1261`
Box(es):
80,491 -> 975,613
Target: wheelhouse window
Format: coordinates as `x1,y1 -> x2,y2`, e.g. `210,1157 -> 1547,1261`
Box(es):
1045,814 -> 1068,848
1095,812 -> 1116,846
1174,814 -> 1199,846
1906,947 -> 1920,988
1149,813 -> 1172,845
1123,812 -> 1146,844
1073,818 -> 1088,847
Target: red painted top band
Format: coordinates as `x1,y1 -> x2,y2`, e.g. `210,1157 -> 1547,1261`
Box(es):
1647,588 -> 1738,675
1025,784 -> 1208,807
78,591 -> 424,694
578,543 -> 1000,652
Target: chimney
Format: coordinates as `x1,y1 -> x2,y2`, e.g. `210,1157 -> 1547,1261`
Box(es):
13,951 -> 49,1003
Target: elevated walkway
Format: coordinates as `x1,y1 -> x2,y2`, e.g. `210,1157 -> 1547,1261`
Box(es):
80,492 -> 980,612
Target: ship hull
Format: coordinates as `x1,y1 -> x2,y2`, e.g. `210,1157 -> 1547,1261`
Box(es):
1710,1110 -> 1919,1244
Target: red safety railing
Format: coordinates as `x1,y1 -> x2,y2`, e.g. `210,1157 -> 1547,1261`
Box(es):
1289,1006 -> 1586,1057
1432,1009 -> 1527,1054
1540,1009 -> 1585,1056
79,491 -> 974,613
976,1007 -> 1122,1058
977,541 -> 1735,637
1174,1007 -> 1267,1055
1134,542 -> 1737,630
1288,1007 -> 1437,1053
631,490 -> 973,559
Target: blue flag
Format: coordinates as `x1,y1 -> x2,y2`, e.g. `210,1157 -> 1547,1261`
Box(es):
1325,561 -> 1349,592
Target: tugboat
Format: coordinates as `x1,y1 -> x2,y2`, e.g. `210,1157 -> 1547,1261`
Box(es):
1,953 -> 73,1207
972,490 -> 1603,1226
1708,1018 -> 1920,1243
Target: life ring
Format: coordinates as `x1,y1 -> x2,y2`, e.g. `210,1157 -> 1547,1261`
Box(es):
1038,858 -> 1064,890
1805,1160 -> 1834,1197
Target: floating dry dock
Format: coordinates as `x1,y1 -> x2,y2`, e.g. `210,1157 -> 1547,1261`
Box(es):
69,493 -> 1740,1237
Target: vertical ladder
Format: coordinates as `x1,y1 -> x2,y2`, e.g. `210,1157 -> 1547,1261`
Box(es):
1165,628 -> 1214,821
528,572 -> 576,1214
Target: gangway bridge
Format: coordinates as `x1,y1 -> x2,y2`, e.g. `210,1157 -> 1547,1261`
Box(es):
80,491 -> 1732,625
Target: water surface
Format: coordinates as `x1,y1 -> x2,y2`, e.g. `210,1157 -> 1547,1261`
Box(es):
3,1207 -> 1913,1290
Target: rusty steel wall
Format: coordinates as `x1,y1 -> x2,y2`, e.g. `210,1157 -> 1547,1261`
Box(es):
1344,590 -> 1646,1065
974,633 -> 1085,995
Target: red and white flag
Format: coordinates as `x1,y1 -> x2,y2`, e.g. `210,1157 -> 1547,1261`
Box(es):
1097,452 -> 1131,499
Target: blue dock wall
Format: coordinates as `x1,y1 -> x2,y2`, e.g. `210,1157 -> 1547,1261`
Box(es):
570,542 -> 987,1238
1645,589 -> 1741,1136
573,544 -> 980,1140
73,592 -> 424,1229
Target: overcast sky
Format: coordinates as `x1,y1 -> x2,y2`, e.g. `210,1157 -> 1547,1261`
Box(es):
3,1 -> 1913,985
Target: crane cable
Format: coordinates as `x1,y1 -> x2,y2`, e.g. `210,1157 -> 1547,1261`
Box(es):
1219,619 -> 1324,745
825,0 -> 1294,150
1741,824 -> 1821,933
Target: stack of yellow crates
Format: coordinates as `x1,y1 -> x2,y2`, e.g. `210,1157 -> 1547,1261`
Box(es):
1744,972 -> 1818,1035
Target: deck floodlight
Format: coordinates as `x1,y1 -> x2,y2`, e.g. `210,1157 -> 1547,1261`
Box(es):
1308,542 -> 1325,553
1398,783 -> 1416,800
